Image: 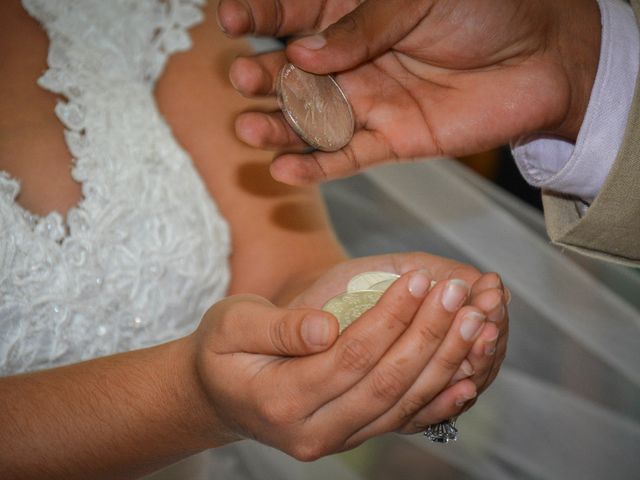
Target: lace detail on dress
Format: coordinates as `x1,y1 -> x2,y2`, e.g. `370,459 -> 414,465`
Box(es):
0,0 -> 230,375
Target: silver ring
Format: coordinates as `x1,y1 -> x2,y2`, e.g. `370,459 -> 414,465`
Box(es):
424,417 -> 458,443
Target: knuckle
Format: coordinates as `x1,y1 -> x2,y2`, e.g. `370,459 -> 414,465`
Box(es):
269,315 -> 297,355
369,363 -> 407,401
211,301 -> 242,337
261,396 -> 301,426
336,337 -> 374,373
290,438 -> 326,462
418,323 -> 445,346
433,354 -> 461,373
373,299 -> 412,330
335,13 -> 360,34
398,395 -> 427,422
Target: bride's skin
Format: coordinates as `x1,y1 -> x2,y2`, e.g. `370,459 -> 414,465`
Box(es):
0,1 -> 507,478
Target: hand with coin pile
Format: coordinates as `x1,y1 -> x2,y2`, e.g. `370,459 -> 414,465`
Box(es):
218,0 -> 599,184
194,253 -> 508,459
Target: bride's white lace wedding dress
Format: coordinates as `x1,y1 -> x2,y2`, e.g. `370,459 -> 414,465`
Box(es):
0,0 -> 230,377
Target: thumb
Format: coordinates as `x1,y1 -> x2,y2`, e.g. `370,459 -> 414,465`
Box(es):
210,295 -> 339,356
287,0 -> 432,74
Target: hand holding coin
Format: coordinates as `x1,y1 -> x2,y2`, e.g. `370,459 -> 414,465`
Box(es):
280,254 -> 508,443
223,0 -> 591,186
200,269 -> 490,458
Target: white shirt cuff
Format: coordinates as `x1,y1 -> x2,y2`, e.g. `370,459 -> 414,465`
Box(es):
511,0 -> 639,205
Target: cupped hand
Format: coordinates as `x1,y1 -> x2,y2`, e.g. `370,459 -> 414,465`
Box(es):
193,253 -> 508,458
219,0 -> 600,185
289,252 -> 508,424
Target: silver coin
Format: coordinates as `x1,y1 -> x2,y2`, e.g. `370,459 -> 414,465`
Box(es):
348,271 -> 400,292
322,290 -> 383,333
277,63 -> 354,152
369,279 -> 398,292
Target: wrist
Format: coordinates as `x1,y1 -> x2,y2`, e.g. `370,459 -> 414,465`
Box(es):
551,0 -> 602,140
169,335 -> 238,448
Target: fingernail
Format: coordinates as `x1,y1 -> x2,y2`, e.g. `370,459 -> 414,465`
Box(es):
451,360 -> 474,383
485,343 -> 497,356
504,287 -> 512,305
302,314 -> 330,346
459,359 -> 475,377
442,279 -> 469,312
217,0 -> 249,36
488,304 -> 505,323
485,273 -> 502,290
229,71 -> 240,91
460,311 -> 485,342
294,34 -> 327,50
408,269 -> 432,298
216,6 -> 228,34
455,391 -> 477,407
461,359 -> 474,376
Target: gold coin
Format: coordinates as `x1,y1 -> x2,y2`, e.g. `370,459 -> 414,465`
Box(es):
322,290 -> 383,333
277,63 -> 354,152
347,271 -> 400,293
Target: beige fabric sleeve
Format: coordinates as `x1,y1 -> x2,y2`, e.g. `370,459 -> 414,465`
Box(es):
540,0 -> 640,267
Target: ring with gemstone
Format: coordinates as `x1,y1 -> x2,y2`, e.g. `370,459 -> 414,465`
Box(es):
424,417 -> 458,443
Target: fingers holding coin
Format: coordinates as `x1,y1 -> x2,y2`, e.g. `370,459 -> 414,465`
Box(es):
230,48 -> 358,150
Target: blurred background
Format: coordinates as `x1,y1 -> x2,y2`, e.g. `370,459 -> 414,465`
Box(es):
459,148 -> 542,211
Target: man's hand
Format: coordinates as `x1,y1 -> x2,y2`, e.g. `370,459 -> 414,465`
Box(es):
218,0 -> 601,185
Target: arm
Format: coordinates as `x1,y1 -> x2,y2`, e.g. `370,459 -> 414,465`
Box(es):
0,338 -> 218,478
537,0 -> 640,266
1,270 -> 504,478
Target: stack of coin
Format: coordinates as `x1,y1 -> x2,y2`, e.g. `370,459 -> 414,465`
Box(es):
322,271 -> 401,333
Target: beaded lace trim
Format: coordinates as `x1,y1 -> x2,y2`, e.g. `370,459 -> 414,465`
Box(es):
0,0 -> 230,375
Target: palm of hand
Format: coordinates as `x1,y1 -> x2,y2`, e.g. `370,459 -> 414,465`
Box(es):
332,0 -> 569,163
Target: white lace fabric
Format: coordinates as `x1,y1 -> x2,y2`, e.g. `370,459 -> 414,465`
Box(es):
0,0 -> 230,375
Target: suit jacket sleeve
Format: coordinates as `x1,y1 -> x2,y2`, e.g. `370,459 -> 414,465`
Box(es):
540,0 -> 640,267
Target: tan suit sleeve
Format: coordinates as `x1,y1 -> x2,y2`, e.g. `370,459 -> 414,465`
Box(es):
540,0 -> 640,267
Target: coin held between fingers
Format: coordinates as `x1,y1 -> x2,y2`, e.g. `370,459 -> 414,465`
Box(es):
277,63 -> 354,152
